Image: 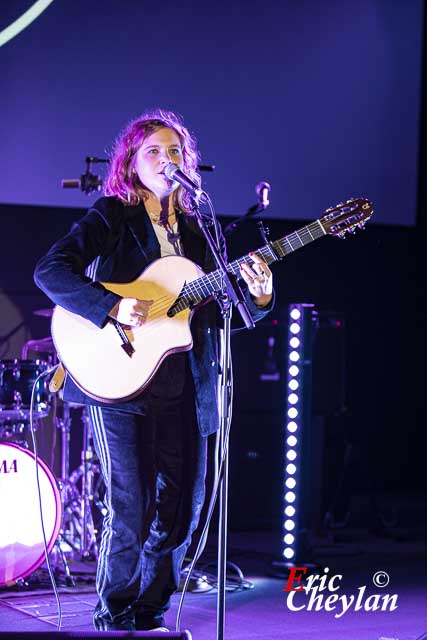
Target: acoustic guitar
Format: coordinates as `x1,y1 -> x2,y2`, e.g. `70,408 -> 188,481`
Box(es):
51,198 -> 373,402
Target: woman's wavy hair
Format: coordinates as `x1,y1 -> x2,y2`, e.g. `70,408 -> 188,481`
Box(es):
104,108 -> 201,212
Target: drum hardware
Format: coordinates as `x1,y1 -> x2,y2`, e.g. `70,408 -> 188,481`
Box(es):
80,409 -> 101,559
0,358 -> 52,422
0,337 -> 103,587
21,336 -> 101,560
21,336 -> 56,360
0,356 -> 51,449
55,406 -> 101,562
56,403 -> 72,480
52,539 -> 76,587
0,418 -> 34,443
0,406 -> 98,587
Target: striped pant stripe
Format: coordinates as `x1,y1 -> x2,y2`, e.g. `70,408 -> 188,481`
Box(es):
87,405 -> 113,627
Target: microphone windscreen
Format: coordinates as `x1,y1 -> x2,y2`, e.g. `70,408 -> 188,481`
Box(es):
255,181 -> 271,196
164,163 -> 179,180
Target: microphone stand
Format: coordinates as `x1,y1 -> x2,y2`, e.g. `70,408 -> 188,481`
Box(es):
191,198 -> 255,640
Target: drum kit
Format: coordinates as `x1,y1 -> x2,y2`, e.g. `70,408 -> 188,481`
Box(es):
0,308 -> 103,589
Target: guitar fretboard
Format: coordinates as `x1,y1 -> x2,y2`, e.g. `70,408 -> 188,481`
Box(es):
170,219 -> 325,314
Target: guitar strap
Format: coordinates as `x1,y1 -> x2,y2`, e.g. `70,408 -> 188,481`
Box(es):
49,362 -> 66,392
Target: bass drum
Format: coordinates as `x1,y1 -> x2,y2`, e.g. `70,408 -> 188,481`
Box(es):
0,442 -> 62,586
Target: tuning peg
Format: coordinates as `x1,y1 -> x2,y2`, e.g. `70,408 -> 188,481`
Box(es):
357,222 -> 366,229
347,227 -> 356,234
338,231 -> 346,239
346,197 -> 356,203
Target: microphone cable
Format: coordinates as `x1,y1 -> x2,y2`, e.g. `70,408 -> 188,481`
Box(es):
28,363 -> 63,632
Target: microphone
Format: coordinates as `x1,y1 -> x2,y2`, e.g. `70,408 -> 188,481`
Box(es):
255,182 -> 271,209
61,173 -> 103,194
163,163 -> 208,203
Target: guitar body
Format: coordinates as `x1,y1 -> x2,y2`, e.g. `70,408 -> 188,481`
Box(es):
51,256 -> 205,402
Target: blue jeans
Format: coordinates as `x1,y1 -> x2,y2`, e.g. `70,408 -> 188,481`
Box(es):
88,378 -> 207,631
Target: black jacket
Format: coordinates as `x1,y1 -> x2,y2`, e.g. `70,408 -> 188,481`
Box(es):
34,197 -> 272,436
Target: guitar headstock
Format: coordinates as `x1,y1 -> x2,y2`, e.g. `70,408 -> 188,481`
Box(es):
320,198 -> 373,238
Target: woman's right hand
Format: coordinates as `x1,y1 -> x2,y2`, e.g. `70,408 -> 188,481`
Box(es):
108,298 -> 153,327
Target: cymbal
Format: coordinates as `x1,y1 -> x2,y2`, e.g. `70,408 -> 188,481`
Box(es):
33,308 -> 54,318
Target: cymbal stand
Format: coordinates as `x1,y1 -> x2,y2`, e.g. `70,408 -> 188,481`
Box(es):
56,407 -> 100,562
58,403 -> 71,479
53,404 -> 76,583
53,538 -> 75,587
78,409 -> 99,559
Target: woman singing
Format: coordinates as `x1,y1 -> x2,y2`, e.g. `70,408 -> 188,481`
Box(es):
34,108 -> 273,631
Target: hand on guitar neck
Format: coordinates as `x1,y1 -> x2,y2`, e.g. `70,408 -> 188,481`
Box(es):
240,252 -> 273,308
108,297 -> 154,328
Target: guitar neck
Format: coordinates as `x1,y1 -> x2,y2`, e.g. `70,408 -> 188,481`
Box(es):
228,218 -> 326,273
171,219 -> 326,314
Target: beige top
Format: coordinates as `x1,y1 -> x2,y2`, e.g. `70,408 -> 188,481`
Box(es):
152,220 -> 184,257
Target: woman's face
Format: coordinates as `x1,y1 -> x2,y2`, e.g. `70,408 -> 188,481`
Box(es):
134,127 -> 183,199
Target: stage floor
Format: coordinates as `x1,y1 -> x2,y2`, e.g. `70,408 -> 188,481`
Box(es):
1,531 -> 427,639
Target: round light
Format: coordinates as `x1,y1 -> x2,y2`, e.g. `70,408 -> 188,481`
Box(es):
290,308 -> 301,320
285,491 -> 296,503
289,351 -> 300,362
285,507 -> 295,518
288,379 -> 299,391
285,519 -> 295,531
290,337 -> 300,348
289,365 -> 299,377
286,449 -> 297,461
288,408 -> 298,419
288,393 -> 298,405
285,478 -> 296,489
290,323 -> 300,335
287,435 -> 297,447
287,422 -> 298,433
284,532 -> 295,543
284,548 -> 295,559
286,463 -> 297,475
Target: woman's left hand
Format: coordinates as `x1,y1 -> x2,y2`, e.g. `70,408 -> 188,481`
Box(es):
240,252 -> 273,308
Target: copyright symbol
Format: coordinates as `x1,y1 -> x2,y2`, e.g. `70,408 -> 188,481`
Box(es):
373,571 -> 389,587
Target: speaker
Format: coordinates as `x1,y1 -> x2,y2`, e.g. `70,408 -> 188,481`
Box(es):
0,632 -> 191,639
228,408 -> 283,530
227,320 -> 285,530
312,312 -> 347,415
